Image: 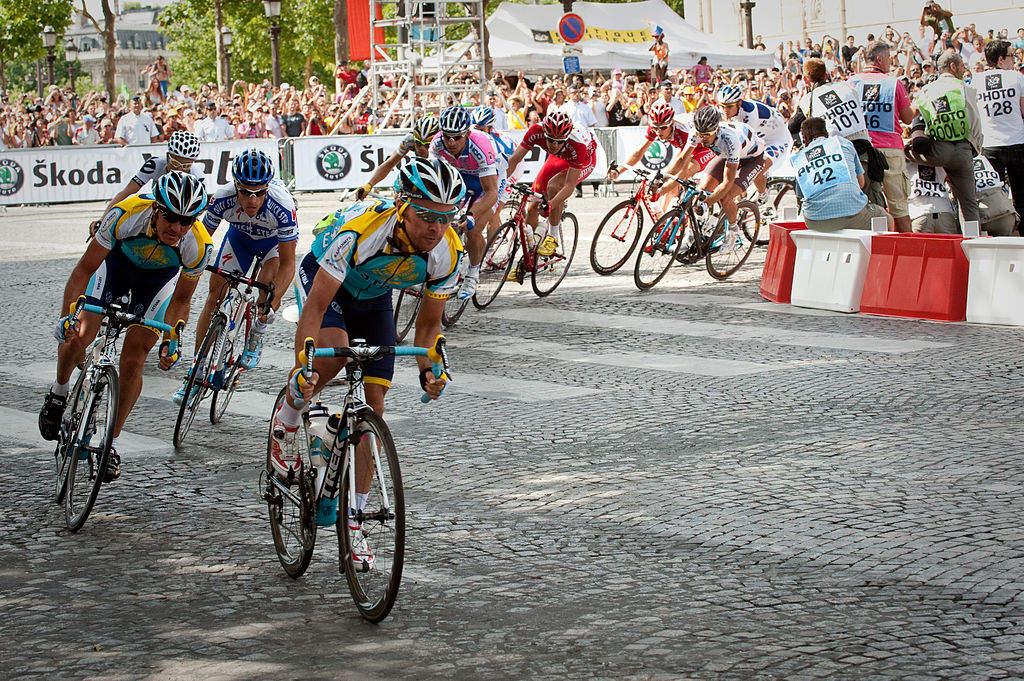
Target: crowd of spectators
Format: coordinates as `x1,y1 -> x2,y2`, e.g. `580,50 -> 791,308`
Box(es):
1,18 -> 1023,150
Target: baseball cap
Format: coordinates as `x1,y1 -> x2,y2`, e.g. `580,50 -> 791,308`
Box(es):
205,100 -> 217,108
83,115 -> 96,122
612,69 -> 623,75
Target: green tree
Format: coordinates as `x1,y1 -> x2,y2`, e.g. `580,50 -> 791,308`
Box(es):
0,0 -> 73,91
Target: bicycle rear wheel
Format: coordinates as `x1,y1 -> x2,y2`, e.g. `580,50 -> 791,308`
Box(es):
634,209 -> 687,291
393,285 -> 423,344
264,388 -> 316,578
760,177 -> 801,231
531,212 -> 578,297
590,199 -> 645,275
63,365 -> 118,532
442,261 -> 469,328
173,315 -> 223,448
473,220 -> 518,309
211,307 -> 247,424
338,410 -> 404,623
706,201 -> 761,280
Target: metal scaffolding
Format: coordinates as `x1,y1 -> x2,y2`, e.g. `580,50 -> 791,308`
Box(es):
369,0 -> 487,131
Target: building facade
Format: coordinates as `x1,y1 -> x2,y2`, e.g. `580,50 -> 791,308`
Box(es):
66,7 -> 175,94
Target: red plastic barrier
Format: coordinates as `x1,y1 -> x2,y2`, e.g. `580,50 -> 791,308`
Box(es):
859,233 -> 970,322
759,221 -> 807,303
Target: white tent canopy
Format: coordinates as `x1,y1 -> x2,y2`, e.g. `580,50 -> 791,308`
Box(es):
486,0 -> 774,75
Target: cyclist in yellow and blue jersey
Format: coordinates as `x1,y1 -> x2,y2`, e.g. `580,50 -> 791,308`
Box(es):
271,156 -> 466,473
39,172 -> 212,481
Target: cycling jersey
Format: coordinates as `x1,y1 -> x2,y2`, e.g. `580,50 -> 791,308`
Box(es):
732,99 -> 789,140
131,155 -> 205,187
310,198 -> 463,301
203,179 -> 298,242
94,194 -> 212,279
703,122 -> 764,164
519,122 -> 597,169
976,69 -> 1024,146
430,129 -> 499,200
644,120 -> 716,168
484,129 -> 518,203
798,82 -> 869,140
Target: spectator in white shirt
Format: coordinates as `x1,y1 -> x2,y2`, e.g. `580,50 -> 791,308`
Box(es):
74,115 -> 101,145
558,85 -> 598,127
655,80 -> 685,115
588,87 -> 609,126
114,96 -> 157,146
193,100 -> 235,141
262,105 -> 283,138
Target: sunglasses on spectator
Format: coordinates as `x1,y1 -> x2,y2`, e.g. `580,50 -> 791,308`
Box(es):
408,203 -> 458,224
160,209 -> 193,225
235,183 -> 269,198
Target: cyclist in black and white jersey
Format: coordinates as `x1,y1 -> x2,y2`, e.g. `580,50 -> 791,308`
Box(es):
354,115 -> 440,201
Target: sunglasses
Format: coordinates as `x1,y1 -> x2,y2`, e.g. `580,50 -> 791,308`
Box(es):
167,156 -> 193,171
442,132 -> 466,141
235,183 -> 268,198
696,130 -> 717,138
653,124 -> 672,130
544,136 -> 567,144
408,203 -> 458,224
413,137 -> 432,147
160,208 -> 193,225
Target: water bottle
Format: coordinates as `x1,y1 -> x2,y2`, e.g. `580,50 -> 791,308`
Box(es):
306,402 -> 329,470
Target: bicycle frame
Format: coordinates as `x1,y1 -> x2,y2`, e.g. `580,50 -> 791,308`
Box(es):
506,184 -> 572,273
204,259 -> 272,389
613,172 -> 662,241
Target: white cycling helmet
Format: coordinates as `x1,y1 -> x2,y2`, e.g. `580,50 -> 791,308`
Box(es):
167,131 -> 201,160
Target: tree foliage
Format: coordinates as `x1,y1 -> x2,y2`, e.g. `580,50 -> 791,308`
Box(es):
160,0 -> 338,88
0,0 -> 74,90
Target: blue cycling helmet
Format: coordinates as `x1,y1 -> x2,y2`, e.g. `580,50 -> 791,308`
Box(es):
154,170 -> 209,218
439,105 -> 471,135
232,148 -> 274,186
471,106 -> 495,127
394,156 -> 466,205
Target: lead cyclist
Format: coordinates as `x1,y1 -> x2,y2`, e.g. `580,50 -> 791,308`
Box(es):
717,85 -> 793,198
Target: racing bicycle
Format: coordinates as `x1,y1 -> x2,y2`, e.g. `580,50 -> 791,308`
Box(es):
262,335 -> 450,622
472,182 -> 579,307
54,295 -> 177,532
172,260 -> 274,447
590,166 -> 666,275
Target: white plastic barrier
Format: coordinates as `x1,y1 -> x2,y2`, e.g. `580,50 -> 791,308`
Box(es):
961,237 -> 1024,326
789,229 -> 874,313
0,139 -> 279,206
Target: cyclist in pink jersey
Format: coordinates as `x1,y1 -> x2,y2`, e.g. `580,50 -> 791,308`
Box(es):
506,111 -> 597,256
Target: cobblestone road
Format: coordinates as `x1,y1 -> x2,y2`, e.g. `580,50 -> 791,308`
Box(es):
1,195 -> 1023,681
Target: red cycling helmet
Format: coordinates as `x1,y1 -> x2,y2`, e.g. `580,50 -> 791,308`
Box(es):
648,101 -> 675,127
542,111 -> 573,140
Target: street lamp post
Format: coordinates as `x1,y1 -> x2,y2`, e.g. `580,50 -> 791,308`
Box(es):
263,0 -> 282,87
41,25 -> 57,86
221,27 -> 233,86
65,39 -> 79,92
739,1 -> 756,50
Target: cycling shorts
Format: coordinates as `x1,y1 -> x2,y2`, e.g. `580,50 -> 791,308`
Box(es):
297,251 -> 396,388
706,153 -> 765,191
531,153 -> 596,194
85,247 -> 178,331
216,226 -> 279,274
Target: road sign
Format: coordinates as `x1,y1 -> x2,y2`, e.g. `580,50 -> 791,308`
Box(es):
558,13 -> 585,44
563,56 -> 581,74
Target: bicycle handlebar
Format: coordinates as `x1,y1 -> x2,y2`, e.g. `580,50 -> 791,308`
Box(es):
79,301 -> 173,334
205,265 -> 275,294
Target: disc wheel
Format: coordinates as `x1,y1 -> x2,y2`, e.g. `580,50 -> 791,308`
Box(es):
338,410 -> 405,623
633,209 -> 687,291
392,284 -> 423,344
531,212 -> 578,297
173,315 -> 222,448
211,306 -> 247,424
590,199 -> 644,275
472,220 -> 519,309
62,365 -> 118,532
265,388 -> 316,578
706,201 -> 761,280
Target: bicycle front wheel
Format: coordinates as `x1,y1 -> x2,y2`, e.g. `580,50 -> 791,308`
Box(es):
760,177 -> 801,233
211,308 -> 246,424
706,201 -> 761,280
634,209 -> 686,291
264,388 -> 316,578
173,315 -> 223,448
393,284 -> 423,344
531,212 -> 578,297
338,410 -> 404,623
590,199 -> 644,275
473,220 -> 519,309
63,364 -> 118,532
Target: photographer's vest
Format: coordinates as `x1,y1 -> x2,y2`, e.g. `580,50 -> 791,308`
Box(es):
918,79 -> 969,142
848,74 -> 898,133
793,136 -> 854,199
805,82 -> 867,138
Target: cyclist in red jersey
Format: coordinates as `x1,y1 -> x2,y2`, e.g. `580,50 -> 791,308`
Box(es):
606,101 -> 715,215
506,111 -> 597,256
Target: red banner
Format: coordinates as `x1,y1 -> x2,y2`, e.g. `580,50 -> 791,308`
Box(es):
348,0 -> 385,61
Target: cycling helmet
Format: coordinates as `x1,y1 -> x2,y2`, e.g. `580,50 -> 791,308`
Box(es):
648,101 -> 675,126
395,156 -> 466,205
439,105 -> 471,135
692,105 -> 722,134
716,85 -> 743,105
166,130 -> 200,160
232,148 -> 274,186
413,114 -> 440,144
154,170 -> 209,218
542,110 -> 573,140
471,105 -> 495,127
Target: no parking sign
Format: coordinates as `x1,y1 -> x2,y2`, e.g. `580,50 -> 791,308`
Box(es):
558,13 -> 585,44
